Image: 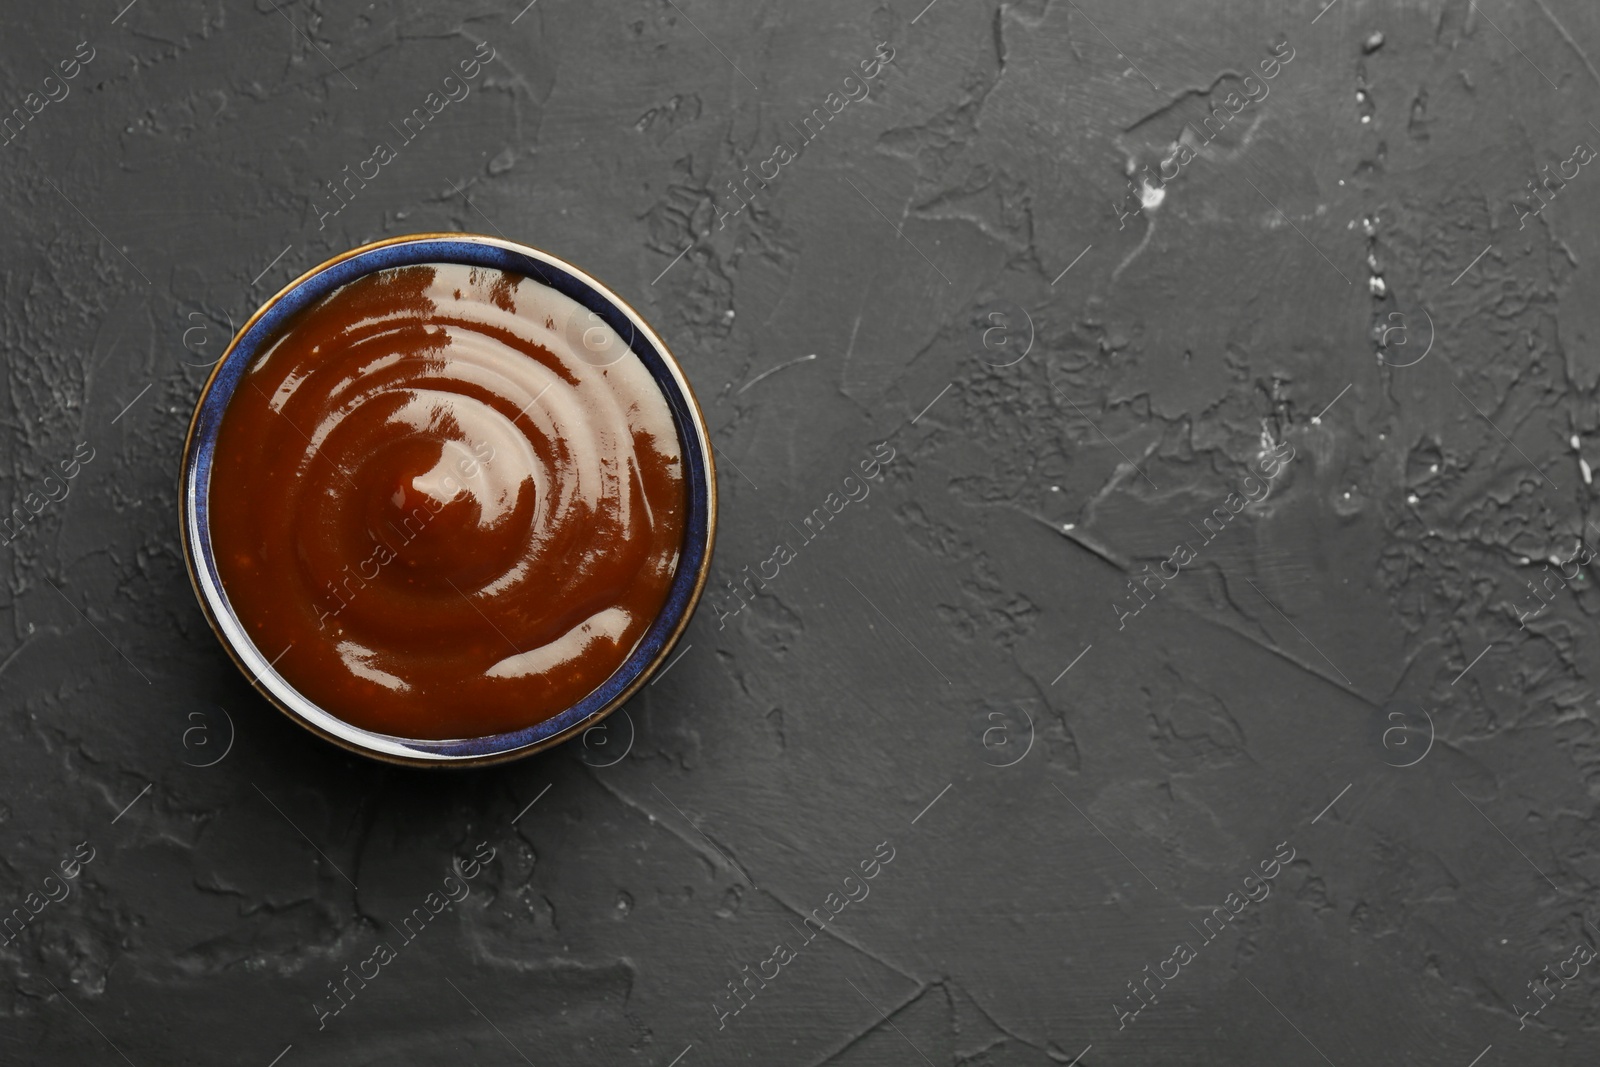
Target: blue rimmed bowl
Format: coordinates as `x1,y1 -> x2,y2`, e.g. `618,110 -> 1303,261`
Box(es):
179,234 -> 716,767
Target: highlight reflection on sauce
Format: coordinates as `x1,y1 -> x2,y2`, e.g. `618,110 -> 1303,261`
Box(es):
210,264 -> 686,739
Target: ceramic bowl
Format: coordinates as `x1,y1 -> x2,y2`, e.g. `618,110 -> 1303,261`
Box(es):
179,233 -> 716,767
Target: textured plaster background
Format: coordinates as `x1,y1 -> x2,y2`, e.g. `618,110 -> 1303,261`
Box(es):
3,0 -> 1600,1063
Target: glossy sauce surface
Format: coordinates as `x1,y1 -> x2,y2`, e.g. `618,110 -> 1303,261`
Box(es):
210,264 -> 686,739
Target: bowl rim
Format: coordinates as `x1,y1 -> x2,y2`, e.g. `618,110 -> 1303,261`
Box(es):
178,232 -> 717,768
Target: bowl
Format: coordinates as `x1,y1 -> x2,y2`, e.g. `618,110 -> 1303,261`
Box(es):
179,233 -> 716,767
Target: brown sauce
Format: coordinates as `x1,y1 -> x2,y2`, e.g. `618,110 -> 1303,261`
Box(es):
209,264 -> 686,739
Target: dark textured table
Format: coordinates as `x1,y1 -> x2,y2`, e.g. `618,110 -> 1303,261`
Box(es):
5,1 -> 1600,1063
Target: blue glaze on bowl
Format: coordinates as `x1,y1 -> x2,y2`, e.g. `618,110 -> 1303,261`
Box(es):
180,235 -> 716,766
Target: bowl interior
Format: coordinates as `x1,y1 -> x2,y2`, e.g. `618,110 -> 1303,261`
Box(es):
182,235 -> 713,764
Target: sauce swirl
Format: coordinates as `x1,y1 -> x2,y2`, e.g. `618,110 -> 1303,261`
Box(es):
209,263 -> 686,739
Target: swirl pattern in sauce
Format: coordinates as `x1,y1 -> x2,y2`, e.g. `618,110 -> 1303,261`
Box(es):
210,264 -> 686,739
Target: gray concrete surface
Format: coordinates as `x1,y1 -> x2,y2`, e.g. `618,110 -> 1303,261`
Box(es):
2,1 -> 1599,1063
